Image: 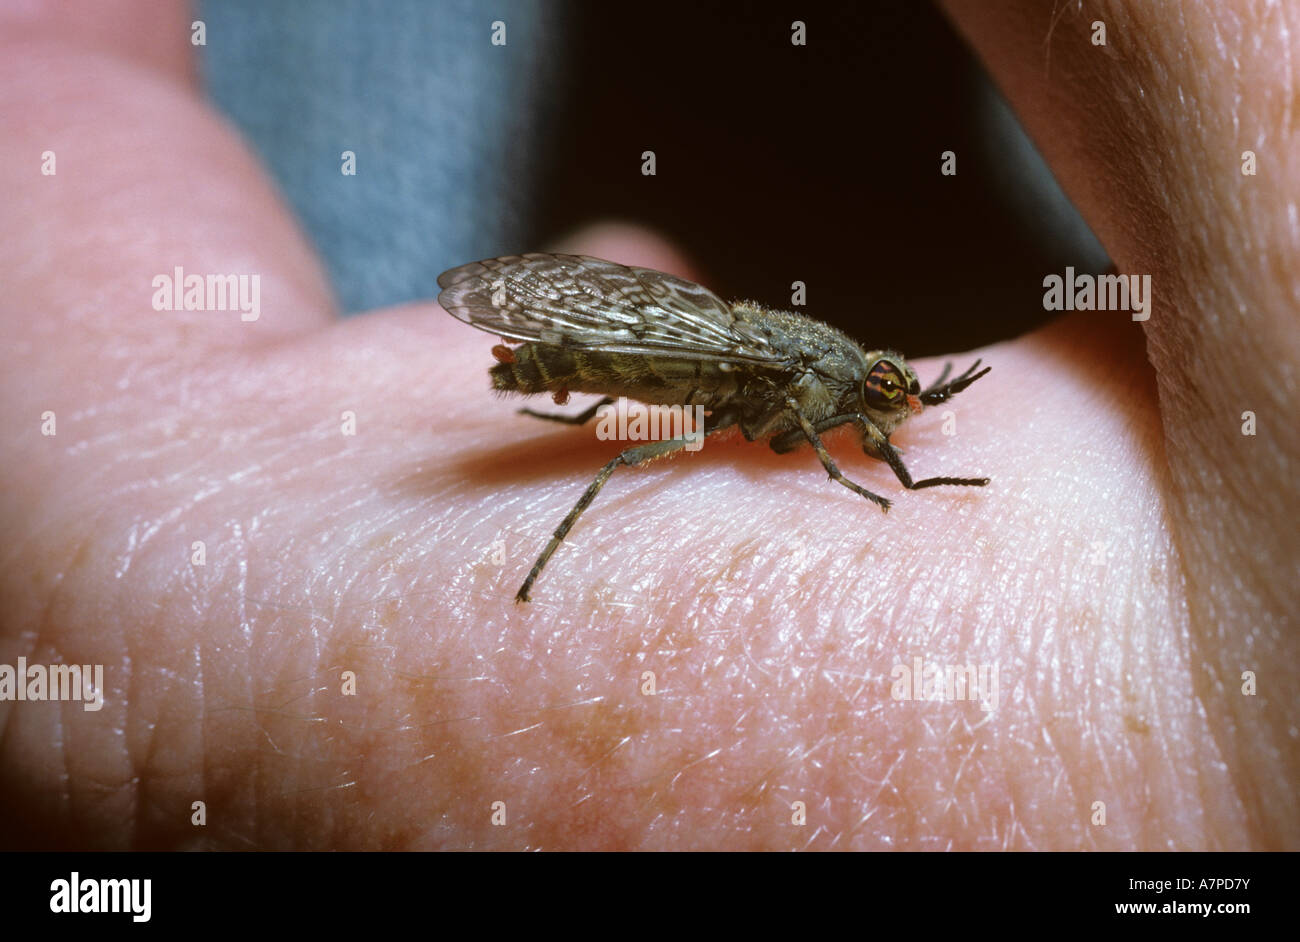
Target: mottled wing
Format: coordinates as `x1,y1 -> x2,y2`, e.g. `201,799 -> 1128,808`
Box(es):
436,253 -> 784,365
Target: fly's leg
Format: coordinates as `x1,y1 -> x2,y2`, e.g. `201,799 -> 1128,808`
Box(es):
881,445 -> 990,490
772,410 -> 989,491
516,407 -> 738,602
859,421 -> 989,490
769,412 -> 864,454
515,434 -> 691,603
919,359 -> 990,406
784,399 -> 891,511
519,396 -> 614,425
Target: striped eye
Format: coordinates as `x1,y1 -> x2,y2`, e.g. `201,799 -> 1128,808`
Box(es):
863,359 -> 905,407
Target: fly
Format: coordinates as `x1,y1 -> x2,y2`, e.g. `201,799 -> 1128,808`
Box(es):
437,253 -> 990,602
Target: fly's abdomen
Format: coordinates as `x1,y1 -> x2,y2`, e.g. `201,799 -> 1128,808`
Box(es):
490,343 -> 737,404
491,343 -> 581,393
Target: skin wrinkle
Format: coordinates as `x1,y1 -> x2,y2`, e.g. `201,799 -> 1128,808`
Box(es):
8,575 -> 71,844
54,689 -> 72,835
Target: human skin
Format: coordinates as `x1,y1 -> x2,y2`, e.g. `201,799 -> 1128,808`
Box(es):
0,1 -> 1294,849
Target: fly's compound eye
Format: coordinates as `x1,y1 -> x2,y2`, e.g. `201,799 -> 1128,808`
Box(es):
863,359 -> 906,407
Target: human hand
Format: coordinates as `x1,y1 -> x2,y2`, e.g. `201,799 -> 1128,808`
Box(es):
0,0 -> 1293,849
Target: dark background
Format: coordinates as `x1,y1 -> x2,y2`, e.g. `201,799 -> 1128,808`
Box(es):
202,0 -> 1110,357
537,1 -> 1108,355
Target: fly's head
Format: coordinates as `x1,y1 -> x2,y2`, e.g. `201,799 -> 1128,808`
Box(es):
857,352 -> 921,436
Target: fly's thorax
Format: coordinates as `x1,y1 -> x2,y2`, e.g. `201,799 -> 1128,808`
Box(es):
727,307 -> 877,413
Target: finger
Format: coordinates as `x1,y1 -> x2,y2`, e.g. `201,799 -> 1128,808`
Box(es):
543,220 -> 707,281
0,0 -> 197,88
410,307 -> 1230,849
1,249 -> 1231,849
0,1 -> 337,372
943,0 -> 1298,848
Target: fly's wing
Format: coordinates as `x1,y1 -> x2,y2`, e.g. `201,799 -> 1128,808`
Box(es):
436,253 -> 785,365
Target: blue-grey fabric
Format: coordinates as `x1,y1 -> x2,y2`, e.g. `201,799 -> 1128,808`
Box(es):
198,0 -> 567,314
